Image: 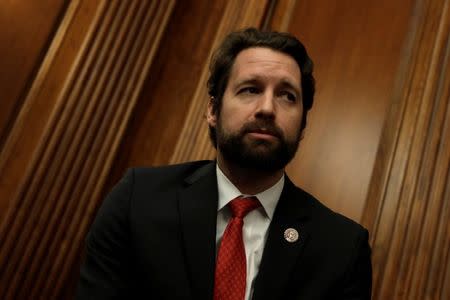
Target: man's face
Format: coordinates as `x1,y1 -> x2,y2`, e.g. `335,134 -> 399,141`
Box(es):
207,47 -> 304,171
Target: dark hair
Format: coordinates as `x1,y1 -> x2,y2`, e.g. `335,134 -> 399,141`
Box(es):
207,27 -> 315,147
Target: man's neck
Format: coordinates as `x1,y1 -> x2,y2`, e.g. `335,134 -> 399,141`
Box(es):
217,154 -> 284,195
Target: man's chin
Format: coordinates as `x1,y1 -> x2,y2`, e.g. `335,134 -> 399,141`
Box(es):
233,148 -> 287,170
243,137 -> 280,150
235,155 -> 286,172
216,130 -> 299,171
244,147 -> 278,159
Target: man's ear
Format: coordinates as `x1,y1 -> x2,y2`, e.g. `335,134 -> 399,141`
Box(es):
206,97 -> 217,127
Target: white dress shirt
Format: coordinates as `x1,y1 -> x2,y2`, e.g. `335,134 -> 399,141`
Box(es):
215,165 -> 284,300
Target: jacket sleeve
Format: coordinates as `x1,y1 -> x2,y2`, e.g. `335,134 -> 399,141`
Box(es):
76,169 -> 135,299
341,228 -> 373,300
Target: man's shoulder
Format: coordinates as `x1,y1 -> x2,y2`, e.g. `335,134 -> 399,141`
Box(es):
132,160 -> 214,177
109,160 -> 215,207
312,191 -> 364,231
123,160 -> 215,189
288,180 -> 367,235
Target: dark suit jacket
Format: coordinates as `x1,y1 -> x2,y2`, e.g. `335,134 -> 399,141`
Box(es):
77,160 -> 371,299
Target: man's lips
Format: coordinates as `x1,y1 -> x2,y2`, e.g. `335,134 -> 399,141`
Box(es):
246,129 -> 279,140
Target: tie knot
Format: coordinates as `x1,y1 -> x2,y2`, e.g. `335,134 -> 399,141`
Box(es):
229,197 -> 261,219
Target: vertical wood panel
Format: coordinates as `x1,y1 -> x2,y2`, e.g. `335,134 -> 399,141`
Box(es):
170,0 -> 270,163
105,0 -> 229,188
0,0 -> 68,149
362,0 -> 450,298
0,0 -> 95,221
283,0 -> 415,222
0,0 -> 175,298
105,0 -> 270,188
266,0 -> 297,32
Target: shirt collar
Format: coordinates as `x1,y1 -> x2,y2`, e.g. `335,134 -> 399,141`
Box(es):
216,164 -> 284,220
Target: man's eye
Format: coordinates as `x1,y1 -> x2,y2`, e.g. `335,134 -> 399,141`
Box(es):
239,87 -> 259,94
281,91 -> 297,102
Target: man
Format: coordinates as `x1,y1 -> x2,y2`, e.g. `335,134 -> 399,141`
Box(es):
77,28 -> 372,299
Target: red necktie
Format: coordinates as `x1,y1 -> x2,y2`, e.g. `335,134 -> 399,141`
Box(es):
214,197 -> 261,300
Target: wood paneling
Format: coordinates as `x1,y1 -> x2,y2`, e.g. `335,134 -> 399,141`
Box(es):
282,0 -> 416,222
106,0 -> 271,186
1,0 -> 448,298
362,0 -> 450,298
106,0 -> 228,189
0,0 -> 175,298
0,0 -> 93,221
170,0 -> 271,163
0,0 -> 67,149
265,0 -> 297,32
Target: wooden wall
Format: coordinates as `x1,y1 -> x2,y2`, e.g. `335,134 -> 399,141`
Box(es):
284,0 -> 416,221
0,0 -> 448,299
0,0 -> 67,150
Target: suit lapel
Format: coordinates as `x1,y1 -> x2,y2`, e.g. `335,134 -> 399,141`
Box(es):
252,177 -> 312,300
178,162 -> 218,300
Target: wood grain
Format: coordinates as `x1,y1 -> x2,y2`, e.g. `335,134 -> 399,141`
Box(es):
362,0 -> 450,298
0,0 -> 175,298
0,0 -> 68,150
105,0 -> 229,190
170,0 -> 270,163
284,0 -> 415,222
0,0 -> 448,298
267,0 -> 298,32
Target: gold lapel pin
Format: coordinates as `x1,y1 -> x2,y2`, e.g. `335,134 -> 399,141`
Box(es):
284,228 -> 299,243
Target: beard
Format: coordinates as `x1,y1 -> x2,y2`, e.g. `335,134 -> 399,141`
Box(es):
215,117 -> 302,172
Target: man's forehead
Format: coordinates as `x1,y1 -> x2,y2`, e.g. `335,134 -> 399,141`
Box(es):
229,47 -> 301,86
233,47 -> 298,66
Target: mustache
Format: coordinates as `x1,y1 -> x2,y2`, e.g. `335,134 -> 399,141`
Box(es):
240,120 -> 284,139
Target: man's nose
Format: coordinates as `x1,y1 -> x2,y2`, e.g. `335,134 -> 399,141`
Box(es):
255,92 -> 275,118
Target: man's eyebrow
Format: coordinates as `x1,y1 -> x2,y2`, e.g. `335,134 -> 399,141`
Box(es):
279,80 -> 302,95
233,78 -> 261,87
232,76 -> 301,95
